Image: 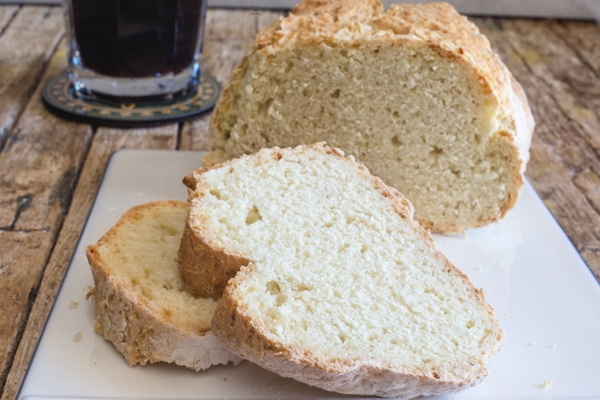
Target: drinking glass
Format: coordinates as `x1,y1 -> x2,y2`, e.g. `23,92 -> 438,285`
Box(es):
62,0 -> 208,103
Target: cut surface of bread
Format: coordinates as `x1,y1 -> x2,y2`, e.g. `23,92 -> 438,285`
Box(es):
86,200 -> 239,371
182,143 -> 504,397
205,0 -> 534,233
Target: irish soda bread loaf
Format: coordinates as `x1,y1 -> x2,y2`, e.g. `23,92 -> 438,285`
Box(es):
181,143 -> 504,397
204,0 -> 534,233
86,200 -> 239,371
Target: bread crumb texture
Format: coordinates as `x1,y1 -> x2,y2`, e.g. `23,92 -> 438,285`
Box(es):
193,143 -> 504,397
91,202 -> 215,330
207,0 -> 534,234
86,201 -> 239,370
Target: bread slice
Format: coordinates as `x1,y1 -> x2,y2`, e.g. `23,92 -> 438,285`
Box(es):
86,200 -> 240,371
181,143 -> 504,397
204,0 -> 534,233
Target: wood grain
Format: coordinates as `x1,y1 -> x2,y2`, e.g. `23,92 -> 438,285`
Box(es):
0,5 -> 18,30
551,20 -> 600,102
1,125 -> 178,400
0,231 -> 51,393
0,6 -> 63,148
0,30 -> 178,400
0,10 -> 88,397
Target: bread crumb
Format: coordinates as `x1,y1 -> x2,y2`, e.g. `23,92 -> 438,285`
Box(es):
69,301 -> 79,309
74,332 -> 83,342
540,380 -> 552,389
549,344 -> 557,350
223,377 -> 228,382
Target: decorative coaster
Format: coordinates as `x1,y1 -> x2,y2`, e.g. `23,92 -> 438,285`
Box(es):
42,71 -> 221,127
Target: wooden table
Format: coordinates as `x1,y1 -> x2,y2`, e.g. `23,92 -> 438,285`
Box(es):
0,5 -> 598,399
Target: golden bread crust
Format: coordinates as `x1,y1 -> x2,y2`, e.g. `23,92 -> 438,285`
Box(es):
178,220 -> 250,300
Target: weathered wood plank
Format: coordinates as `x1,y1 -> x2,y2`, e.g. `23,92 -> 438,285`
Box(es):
475,17 -> 600,279
0,33 -> 178,398
551,21 -> 600,80
255,7 -> 286,30
1,125 -> 178,400
0,40 -> 89,231
0,230 -> 51,395
550,20 -> 600,122
180,9 -> 285,151
0,6 -> 63,148
0,5 -> 18,32
0,33 -> 91,400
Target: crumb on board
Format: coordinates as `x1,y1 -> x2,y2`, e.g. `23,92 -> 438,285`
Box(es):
74,332 -> 83,342
540,380 -> 552,389
69,301 -> 79,309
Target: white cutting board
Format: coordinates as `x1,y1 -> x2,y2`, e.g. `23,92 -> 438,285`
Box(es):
18,149 -> 600,399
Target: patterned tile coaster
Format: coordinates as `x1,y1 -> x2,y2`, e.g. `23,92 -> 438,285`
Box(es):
42,71 -> 221,127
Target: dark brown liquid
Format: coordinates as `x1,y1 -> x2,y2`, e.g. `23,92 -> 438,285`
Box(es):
71,0 -> 205,78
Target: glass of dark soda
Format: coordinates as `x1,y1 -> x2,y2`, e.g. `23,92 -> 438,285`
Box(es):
62,0 -> 207,103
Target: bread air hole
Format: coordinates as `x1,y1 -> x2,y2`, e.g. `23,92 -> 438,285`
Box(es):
430,146 -> 444,156
266,280 -> 286,306
266,280 -> 281,295
295,282 -> 312,291
141,288 -> 153,301
391,135 -> 404,147
245,205 -> 262,225
209,188 -> 222,200
258,98 -> 273,117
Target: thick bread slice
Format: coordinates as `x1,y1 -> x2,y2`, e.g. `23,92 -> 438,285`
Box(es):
204,0 -> 534,233
182,143 -> 504,397
86,200 -> 240,371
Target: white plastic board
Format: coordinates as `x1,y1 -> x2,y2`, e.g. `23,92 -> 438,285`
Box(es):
19,149 -> 600,400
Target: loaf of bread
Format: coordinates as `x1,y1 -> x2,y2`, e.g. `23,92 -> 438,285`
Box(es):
180,143 -> 504,397
204,0 -> 534,233
86,200 -> 240,371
